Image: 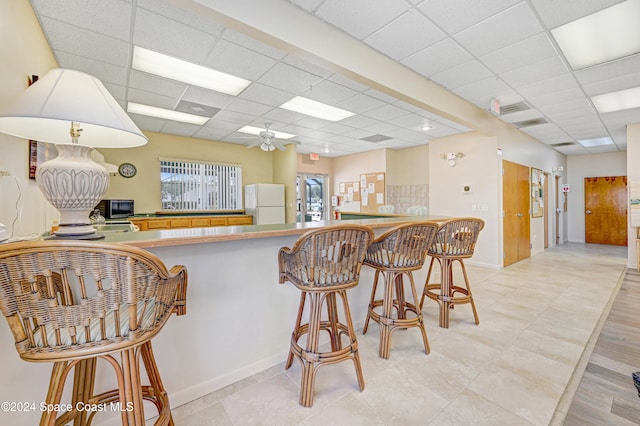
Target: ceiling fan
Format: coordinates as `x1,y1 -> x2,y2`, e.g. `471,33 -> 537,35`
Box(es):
245,123 -> 286,152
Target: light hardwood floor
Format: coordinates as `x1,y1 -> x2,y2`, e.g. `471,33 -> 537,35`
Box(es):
562,269 -> 640,425
150,243 -> 629,425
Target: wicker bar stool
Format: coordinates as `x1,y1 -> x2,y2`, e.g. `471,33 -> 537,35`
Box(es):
419,218 -> 484,328
362,222 -> 440,359
279,225 -> 373,407
0,240 -> 187,425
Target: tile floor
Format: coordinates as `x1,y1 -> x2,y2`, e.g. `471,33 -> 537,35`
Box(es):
161,243 -> 628,425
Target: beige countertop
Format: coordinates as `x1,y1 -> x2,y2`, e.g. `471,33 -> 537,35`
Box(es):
104,216 -> 449,249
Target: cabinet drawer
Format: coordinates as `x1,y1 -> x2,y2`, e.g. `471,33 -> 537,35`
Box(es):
228,216 -> 252,225
170,218 -> 191,228
147,220 -> 170,230
209,218 -> 227,226
190,218 -> 211,227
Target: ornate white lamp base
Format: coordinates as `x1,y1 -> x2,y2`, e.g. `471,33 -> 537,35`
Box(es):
36,143 -> 109,239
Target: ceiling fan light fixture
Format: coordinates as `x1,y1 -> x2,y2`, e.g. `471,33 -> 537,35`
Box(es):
238,125 -> 295,139
260,141 -> 275,151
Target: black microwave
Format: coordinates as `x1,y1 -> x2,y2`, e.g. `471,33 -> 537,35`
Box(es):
95,199 -> 134,219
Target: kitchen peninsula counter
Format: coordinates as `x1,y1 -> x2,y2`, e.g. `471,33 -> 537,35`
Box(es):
105,215 -> 448,248
0,215 -> 447,425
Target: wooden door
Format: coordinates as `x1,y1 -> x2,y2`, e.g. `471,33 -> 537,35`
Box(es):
503,160 -> 531,266
585,176 -> 627,246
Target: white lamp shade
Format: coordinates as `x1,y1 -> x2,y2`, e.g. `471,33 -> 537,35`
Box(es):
0,68 -> 147,148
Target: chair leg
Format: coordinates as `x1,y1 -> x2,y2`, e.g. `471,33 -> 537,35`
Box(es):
338,289 -> 364,392
375,271 -> 394,359
363,269 -> 381,335
326,292 -> 341,351
420,257 -> 437,310
40,361 -> 70,426
407,272 -> 430,354
459,260 -> 480,325
141,341 -> 174,425
71,358 -> 96,426
121,347 -> 145,425
299,292 -> 322,407
286,292 -> 307,370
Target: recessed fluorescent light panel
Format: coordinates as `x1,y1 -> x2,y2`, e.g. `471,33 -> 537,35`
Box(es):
577,137 -> 614,147
551,0 -> 640,70
127,102 -> 209,125
279,96 -> 355,122
591,86 -> 640,113
238,125 -> 295,139
132,46 -> 251,95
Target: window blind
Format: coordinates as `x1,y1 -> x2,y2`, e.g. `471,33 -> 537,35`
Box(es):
160,160 -> 242,211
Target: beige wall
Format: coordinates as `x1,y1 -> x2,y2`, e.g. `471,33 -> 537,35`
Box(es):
100,131 -> 278,213
386,145 -> 429,186
0,0 -> 58,236
273,145 -> 298,222
297,152 -> 333,175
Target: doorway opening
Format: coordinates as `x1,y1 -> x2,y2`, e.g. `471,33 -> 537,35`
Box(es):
297,174 -> 328,222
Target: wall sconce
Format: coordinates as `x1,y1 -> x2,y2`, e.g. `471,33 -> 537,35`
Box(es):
441,152 -> 464,167
552,166 -> 564,173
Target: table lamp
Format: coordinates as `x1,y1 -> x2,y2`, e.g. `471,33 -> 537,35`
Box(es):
0,68 -> 147,239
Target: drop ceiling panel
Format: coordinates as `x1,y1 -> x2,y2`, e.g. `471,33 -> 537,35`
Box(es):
238,83 -> 293,107
129,115 -> 165,133
363,104 -> 413,121
575,54 -> 640,86
182,87 -> 234,110
335,94 -> 388,114
431,60 -> 494,90
204,39 -> 278,82
480,33 -> 558,75
528,93 -> 588,118
212,109 -> 259,124
388,113 -> 432,128
299,80 -> 359,105
160,121 -> 201,138
288,0 -> 325,12
500,57 -> 570,89
401,38 -> 473,77
193,126 -> 238,141
54,51 -> 128,87
261,108 -> 308,124
127,88 -> 177,110
225,98 -> 274,116
453,3 -> 543,57
364,10 -> 446,60
39,17 -> 129,66
315,0 -> 409,40
417,0 -> 520,35
257,62 -> 324,95
518,76 -> 580,101
328,73 -> 371,92
137,0 -> 225,36
32,0 -> 131,40
553,144 -> 589,155
535,98 -> 593,117
452,77 -> 514,104
128,70 -> 187,99
322,122 -> 358,136
133,8 -> 218,63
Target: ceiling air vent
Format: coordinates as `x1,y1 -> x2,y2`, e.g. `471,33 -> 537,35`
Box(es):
513,118 -> 548,128
176,100 -> 220,118
361,134 -> 392,143
500,101 -> 531,115
550,142 -> 576,147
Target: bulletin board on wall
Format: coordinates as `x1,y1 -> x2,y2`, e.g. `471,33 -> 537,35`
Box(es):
338,181 -> 360,204
359,172 -> 386,214
531,167 -> 544,218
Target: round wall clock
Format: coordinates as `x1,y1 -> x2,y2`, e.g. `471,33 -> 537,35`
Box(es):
118,163 -> 137,178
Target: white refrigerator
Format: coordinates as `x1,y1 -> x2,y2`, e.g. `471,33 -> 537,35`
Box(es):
244,183 -> 285,225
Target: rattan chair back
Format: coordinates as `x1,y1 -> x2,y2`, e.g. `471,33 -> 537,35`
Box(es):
429,217 -> 485,259
0,240 -> 187,362
279,225 -> 374,291
365,221 -> 440,271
